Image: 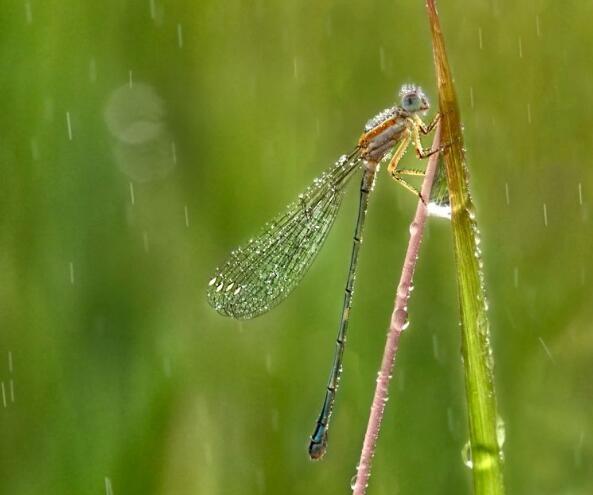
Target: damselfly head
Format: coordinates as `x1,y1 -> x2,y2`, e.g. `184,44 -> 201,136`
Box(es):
399,84 -> 430,114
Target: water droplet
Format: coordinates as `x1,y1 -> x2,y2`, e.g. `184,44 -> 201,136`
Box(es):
177,23 -> 184,48
393,308 -> 408,330
104,82 -> 176,181
396,285 -> 408,300
65,111 -> 73,140
496,416 -> 506,453
350,474 -> 358,489
461,441 -> 473,469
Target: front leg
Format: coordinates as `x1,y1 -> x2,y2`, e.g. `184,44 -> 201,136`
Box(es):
411,119 -> 443,159
386,130 -> 427,202
415,112 -> 440,135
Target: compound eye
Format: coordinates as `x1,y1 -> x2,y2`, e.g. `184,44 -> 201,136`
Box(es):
404,94 -> 420,111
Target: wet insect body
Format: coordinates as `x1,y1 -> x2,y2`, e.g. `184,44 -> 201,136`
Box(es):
208,84 -> 442,459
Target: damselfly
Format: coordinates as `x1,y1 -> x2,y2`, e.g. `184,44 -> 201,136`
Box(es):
207,84 -> 448,460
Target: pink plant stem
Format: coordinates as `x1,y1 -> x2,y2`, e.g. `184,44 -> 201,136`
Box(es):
352,124 -> 441,495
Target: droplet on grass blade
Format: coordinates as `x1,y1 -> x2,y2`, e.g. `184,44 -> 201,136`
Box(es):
461,441 -> 473,469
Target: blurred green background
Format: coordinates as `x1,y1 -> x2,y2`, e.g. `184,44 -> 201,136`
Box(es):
1,0 -> 592,494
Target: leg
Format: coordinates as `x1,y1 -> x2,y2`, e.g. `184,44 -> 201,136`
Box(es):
415,112 -> 440,135
411,120 -> 443,159
413,115 -> 451,158
396,168 -> 426,177
392,168 -> 427,199
385,130 -> 426,202
391,169 -> 426,203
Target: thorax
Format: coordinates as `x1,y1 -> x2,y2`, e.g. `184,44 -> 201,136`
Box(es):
361,106 -> 411,163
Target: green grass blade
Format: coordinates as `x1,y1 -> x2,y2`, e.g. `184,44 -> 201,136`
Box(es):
426,1 -> 506,494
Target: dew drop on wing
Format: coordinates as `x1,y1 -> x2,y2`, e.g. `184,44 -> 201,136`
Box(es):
206,149 -> 362,318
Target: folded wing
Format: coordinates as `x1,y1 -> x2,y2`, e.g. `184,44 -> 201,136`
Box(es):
208,151 -> 362,319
